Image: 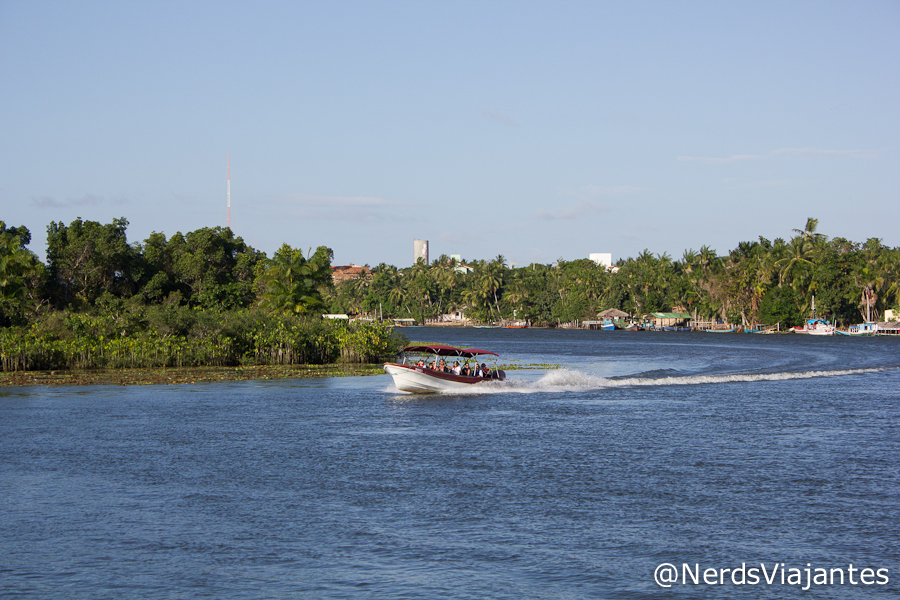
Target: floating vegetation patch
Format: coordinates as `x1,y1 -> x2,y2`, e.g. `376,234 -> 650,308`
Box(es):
0,364 -> 387,387
497,361 -> 562,371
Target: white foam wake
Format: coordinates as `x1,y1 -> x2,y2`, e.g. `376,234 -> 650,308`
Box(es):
426,366 -> 891,395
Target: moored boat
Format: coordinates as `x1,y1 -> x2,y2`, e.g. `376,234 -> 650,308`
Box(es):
744,324 -> 779,334
792,296 -> 834,335
836,322 -> 877,336
384,344 -> 507,394
792,318 -> 835,336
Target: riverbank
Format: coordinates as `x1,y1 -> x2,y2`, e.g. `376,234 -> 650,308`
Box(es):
0,364 -> 387,387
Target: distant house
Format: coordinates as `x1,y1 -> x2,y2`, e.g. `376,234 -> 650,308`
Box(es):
447,255 -> 474,274
647,312 -> 691,328
426,310 -> 468,326
597,308 -> 630,320
877,321 -> 900,335
331,264 -> 371,283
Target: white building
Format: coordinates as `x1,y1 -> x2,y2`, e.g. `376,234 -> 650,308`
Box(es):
413,239 -> 429,265
590,252 -> 619,273
589,253 -> 612,267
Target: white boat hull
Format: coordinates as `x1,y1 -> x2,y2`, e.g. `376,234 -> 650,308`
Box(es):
807,324 -> 835,336
384,363 -> 501,394
793,319 -> 834,335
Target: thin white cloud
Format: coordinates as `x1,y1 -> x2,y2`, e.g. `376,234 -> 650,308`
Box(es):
481,108 -> 517,127
32,196 -> 66,208
31,193 -> 123,208
73,194 -> 102,206
725,178 -> 809,189
576,184 -> 646,196
267,193 -> 413,222
538,184 -> 642,220
678,147 -> 879,164
536,200 -> 611,220
771,147 -> 879,159
439,231 -> 461,244
677,154 -> 760,164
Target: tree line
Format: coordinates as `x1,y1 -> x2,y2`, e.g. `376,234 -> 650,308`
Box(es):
328,218 -> 899,328
0,218 -> 402,370
1,217 -> 898,371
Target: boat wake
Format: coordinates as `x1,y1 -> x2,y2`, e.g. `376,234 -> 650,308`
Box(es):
383,366 -> 891,395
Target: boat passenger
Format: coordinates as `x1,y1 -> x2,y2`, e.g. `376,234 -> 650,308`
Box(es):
432,358 -> 440,371
480,363 -> 490,378
439,359 -> 448,373
451,361 -> 461,375
461,362 -> 470,377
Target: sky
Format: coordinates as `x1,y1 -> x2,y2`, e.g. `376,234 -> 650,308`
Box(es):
1,0 -> 898,268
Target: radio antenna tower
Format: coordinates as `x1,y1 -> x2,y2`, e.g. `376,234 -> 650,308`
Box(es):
226,154 -> 231,229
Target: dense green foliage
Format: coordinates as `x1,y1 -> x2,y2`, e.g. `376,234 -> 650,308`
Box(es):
0,307 -> 404,371
1,216 -> 898,372
258,244 -> 334,315
0,218 -> 404,371
327,219 -> 900,328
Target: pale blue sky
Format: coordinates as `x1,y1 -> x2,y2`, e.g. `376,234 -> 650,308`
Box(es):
1,1 -> 898,267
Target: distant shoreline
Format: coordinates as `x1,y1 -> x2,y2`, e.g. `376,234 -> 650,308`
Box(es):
0,364 -> 386,388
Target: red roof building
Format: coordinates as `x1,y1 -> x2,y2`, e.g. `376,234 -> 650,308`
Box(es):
331,264 -> 371,283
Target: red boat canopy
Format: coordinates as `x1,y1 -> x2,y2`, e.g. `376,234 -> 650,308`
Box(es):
402,344 -> 499,358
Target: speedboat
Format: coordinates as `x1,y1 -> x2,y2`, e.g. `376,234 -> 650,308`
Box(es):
384,344 -> 506,393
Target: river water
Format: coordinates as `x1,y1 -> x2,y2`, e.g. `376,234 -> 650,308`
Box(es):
2,329 -> 898,599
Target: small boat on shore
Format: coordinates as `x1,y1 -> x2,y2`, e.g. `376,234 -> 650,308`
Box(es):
791,318 -> 835,336
384,345 -> 506,393
792,296 -> 835,335
744,324 -> 780,334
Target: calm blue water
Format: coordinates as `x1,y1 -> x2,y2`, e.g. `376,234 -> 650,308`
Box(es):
2,330 -> 899,599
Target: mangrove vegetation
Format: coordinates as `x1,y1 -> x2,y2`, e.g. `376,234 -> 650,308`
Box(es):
1,216 -> 899,373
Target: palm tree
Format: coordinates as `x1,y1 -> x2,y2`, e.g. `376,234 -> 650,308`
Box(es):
0,227 -> 38,322
432,259 -> 460,314
479,264 -> 503,318
258,244 -> 332,315
879,248 -> 900,312
387,277 -> 407,310
774,236 -> 819,315
776,237 -> 813,287
792,218 -> 826,243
